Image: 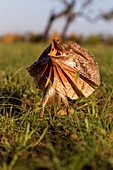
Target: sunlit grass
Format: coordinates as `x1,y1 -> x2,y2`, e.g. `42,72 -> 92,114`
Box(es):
0,42 -> 113,170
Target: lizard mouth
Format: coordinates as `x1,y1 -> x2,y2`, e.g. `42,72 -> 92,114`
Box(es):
48,39 -> 65,57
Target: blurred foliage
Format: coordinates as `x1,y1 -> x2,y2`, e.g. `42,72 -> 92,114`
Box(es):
0,32 -> 113,45
48,31 -> 62,42
2,33 -> 24,43
85,35 -> 102,45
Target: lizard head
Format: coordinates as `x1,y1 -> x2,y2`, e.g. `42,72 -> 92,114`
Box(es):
48,39 -> 67,57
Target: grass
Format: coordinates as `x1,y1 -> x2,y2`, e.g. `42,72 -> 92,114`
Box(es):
0,41 -> 113,170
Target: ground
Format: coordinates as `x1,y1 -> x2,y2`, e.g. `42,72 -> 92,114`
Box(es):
0,42 -> 113,170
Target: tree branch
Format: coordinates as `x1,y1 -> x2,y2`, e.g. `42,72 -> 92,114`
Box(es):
79,0 -> 92,12
76,11 -> 101,23
102,10 -> 113,20
61,13 -> 76,38
43,0 -> 75,40
43,0 -> 113,40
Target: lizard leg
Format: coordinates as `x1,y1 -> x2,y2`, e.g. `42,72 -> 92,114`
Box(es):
40,85 -> 55,117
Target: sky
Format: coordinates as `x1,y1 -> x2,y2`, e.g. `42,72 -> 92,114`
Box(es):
0,0 -> 113,37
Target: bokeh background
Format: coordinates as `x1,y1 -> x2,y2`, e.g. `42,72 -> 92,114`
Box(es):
0,0 -> 113,43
